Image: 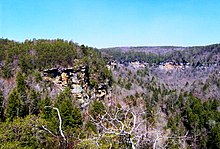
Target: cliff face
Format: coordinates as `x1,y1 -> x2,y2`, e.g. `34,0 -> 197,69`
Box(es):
100,44 -> 220,66
42,65 -> 111,108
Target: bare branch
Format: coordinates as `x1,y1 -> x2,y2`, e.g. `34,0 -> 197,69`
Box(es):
153,132 -> 160,149
42,125 -> 57,137
84,105 -> 192,149
45,106 -> 66,141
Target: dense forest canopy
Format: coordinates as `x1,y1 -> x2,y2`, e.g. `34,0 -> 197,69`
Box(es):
0,39 -> 112,81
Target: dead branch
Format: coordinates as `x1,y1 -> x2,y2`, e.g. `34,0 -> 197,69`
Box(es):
42,125 -> 57,138
45,106 -> 66,141
85,105 -> 192,149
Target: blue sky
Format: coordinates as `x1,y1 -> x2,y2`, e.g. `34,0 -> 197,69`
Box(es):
1,0 -> 220,48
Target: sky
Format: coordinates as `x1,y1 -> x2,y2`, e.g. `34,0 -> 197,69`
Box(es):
1,0 -> 220,48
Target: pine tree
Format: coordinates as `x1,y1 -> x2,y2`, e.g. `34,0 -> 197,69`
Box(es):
90,100 -> 105,117
55,89 -> 83,129
28,89 -> 40,115
41,96 -> 52,119
59,100 -> 83,129
6,89 -> 20,121
16,72 -> 28,117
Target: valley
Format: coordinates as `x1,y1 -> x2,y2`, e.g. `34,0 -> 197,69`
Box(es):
0,39 -> 220,148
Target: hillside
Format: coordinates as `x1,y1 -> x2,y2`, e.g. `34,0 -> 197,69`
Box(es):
101,44 -> 220,65
100,44 -> 220,148
102,46 -> 186,55
0,39 -> 113,148
0,39 -> 220,148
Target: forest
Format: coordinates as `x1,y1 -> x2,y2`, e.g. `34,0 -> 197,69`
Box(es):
0,38 -> 220,148
101,45 -> 220,65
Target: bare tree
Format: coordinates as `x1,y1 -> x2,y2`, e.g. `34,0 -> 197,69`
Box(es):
83,105 -> 151,148
41,106 -> 191,148
80,105 -> 192,149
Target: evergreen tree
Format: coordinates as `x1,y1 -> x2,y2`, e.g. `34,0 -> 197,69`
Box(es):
59,100 -> 83,129
28,89 -> 40,115
41,96 -> 52,119
90,100 -> 105,117
6,89 -> 20,121
16,72 -> 28,117
16,72 -> 26,94
55,89 -> 83,129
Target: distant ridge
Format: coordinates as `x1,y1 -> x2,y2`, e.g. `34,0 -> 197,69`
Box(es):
100,46 -> 187,55
100,43 -> 220,54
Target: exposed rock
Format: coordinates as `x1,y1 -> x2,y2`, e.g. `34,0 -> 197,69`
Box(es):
130,61 -> 146,69
71,84 -> 83,94
42,66 -> 111,108
158,61 -> 191,71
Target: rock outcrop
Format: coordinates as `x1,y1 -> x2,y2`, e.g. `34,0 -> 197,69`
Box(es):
42,65 -> 111,108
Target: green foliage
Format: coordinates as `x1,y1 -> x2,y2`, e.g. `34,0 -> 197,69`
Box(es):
6,89 -> 21,121
90,100 -> 105,117
18,54 -> 33,74
59,100 -> 83,129
0,64 -> 13,78
0,38 -> 114,148
137,68 -> 148,77
16,72 -> 27,94
41,96 -> 52,119
202,83 -> 209,91
152,91 -> 159,102
15,72 -> 28,117
85,122 -> 97,134
55,89 -> 83,130
33,71 -> 42,83
0,115 -> 57,149
208,123 -> 220,148
101,48 -> 164,64
0,39 -> 112,87
27,89 -> 40,115
166,93 -> 220,148
145,97 -> 155,126
167,117 -> 178,132
89,79 -> 98,88
125,82 -> 132,90
5,72 -> 33,121
100,67 -> 113,85
165,138 -> 180,149
125,95 -> 137,107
